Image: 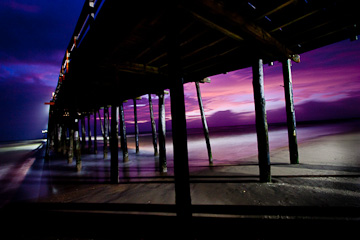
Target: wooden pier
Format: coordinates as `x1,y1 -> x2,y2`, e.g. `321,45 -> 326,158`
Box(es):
46,0 -> 359,220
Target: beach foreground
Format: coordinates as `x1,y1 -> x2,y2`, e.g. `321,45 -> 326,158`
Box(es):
1,124 -> 360,239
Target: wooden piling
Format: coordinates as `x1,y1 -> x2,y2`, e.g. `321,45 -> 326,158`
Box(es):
252,59 -> 271,183
104,107 -> 109,159
56,124 -> 61,153
87,114 -> 92,152
158,92 -> 167,173
75,119 -> 81,172
195,81 -> 213,165
167,7 -> 192,219
61,125 -> 67,156
133,98 -> 140,153
68,122 -> 74,164
81,117 -> 86,151
94,111 -> 97,154
110,106 -> 119,183
119,103 -> 129,162
148,94 -> 158,156
282,59 -> 299,164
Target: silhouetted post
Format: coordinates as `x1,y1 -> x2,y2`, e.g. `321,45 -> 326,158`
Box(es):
56,124 -> 62,153
167,7 -> 192,220
104,107 -> 109,159
119,103 -> 129,162
75,119 -> 81,172
68,121 -> 74,164
94,111 -> 97,154
98,110 -> 104,138
61,125 -> 67,156
110,106 -> 119,183
195,81 -> 213,165
158,92 -> 167,173
148,94 -> 158,156
252,59 -> 271,183
282,59 -> 299,164
87,114 -> 92,152
81,117 -> 86,151
133,98 -> 140,153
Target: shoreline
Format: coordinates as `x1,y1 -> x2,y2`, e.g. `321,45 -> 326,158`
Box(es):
12,129 -> 356,208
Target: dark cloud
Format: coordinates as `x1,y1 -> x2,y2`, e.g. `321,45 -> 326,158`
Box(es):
0,0 -> 84,65
207,110 -> 254,127
266,93 -> 360,123
0,0 -> 84,141
0,77 -> 53,141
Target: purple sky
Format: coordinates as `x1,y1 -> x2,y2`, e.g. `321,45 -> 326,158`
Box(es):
0,0 -> 359,141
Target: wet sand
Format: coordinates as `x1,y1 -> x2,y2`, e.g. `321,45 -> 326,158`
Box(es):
26,131 -> 359,207
0,140 -> 45,207
2,127 -> 359,239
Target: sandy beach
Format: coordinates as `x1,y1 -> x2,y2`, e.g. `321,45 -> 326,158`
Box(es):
2,122 -> 359,239
26,130 -> 358,207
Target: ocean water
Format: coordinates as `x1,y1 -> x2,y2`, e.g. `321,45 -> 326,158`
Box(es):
121,119 -> 360,169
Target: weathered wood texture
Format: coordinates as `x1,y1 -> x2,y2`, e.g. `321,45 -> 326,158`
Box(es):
103,107 -> 109,159
87,114 -> 92,152
94,111 -> 97,154
75,119 -> 81,172
282,59 -> 299,164
195,81 -> 213,164
158,92 -> 167,173
133,99 -> 140,153
119,103 -> 129,162
168,7 -> 192,220
252,59 -> 271,183
148,94 -> 158,156
110,106 -> 119,183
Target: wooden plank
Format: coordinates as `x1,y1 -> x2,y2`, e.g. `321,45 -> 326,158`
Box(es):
184,0 -> 293,58
255,0 -> 297,21
270,10 -> 320,33
189,11 -> 244,41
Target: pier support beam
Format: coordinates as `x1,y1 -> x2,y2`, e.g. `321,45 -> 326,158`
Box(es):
282,59 -> 299,164
119,103 -> 129,162
81,117 -> 86,151
195,81 -> 213,165
110,106 -> 119,183
94,111 -> 97,154
61,125 -> 67,156
158,92 -> 167,173
133,98 -> 140,154
167,9 -> 192,219
252,59 -> 271,182
68,122 -> 74,164
103,107 -> 109,159
75,119 -> 81,172
87,114 -> 92,152
148,94 -> 158,156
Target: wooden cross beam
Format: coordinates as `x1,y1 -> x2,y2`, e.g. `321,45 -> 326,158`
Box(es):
183,0 -> 295,60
